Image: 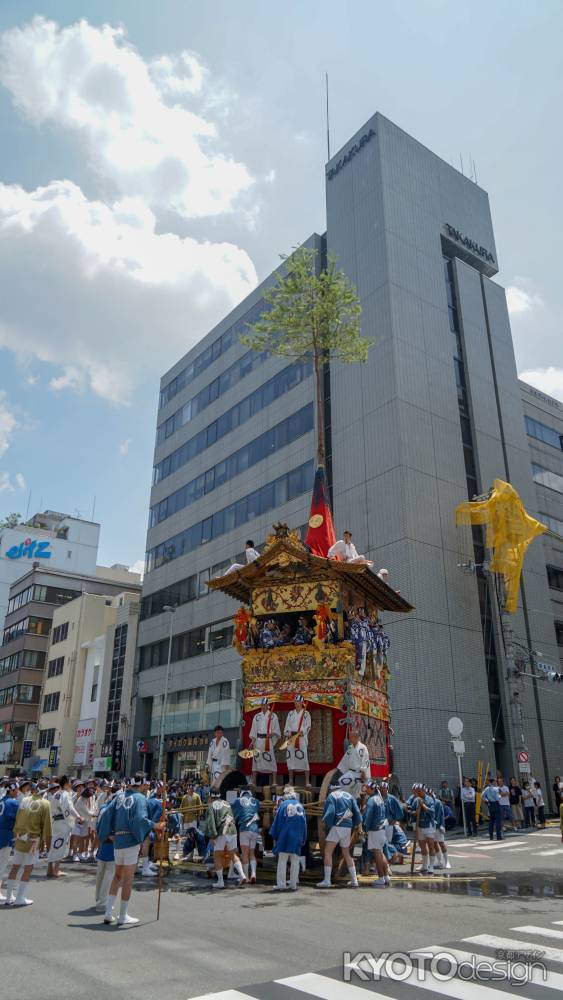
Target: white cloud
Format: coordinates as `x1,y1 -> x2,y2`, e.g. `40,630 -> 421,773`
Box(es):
119,438 -> 131,455
506,281 -> 544,316
128,558 -> 144,579
0,390 -> 17,456
25,374 -> 39,386
0,17 -> 253,219
0,470 -> 26,493
519,367 -> 563,403
0,180 -> 257,403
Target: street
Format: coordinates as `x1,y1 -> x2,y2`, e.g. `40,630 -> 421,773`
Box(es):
2,825 -> 562,1000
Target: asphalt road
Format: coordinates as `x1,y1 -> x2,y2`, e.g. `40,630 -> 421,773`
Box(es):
2,825 -> 562,1000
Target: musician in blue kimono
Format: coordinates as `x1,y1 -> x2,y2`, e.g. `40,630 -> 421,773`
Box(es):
97,777 -> 162,926
269,787 -> 307,892
348,609 -> 374,677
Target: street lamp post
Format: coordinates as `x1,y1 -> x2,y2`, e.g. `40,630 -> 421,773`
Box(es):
156,605 -> 176,779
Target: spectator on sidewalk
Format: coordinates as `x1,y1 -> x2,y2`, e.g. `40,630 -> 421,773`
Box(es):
509,777 -> 524,830
481,777 -> 503,841
521,781 -> 535,828
497,777 -> 511,830
461,777 -> 477,836
533,782 -> 546,828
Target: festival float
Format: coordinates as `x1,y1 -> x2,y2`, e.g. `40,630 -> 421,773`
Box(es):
207,505 -> 414,800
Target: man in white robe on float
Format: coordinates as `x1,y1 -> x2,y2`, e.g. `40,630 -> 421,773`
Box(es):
328,530 -> 373,566
206,725 -> 232,787
283,694 -> 312,788
249,698 -> 281,785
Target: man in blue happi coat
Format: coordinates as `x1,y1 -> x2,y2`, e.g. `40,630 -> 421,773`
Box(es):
408,784 -> 436,875
97,777 -> 163,926
232,788 -> 261,883
269,786 -> 307,892
0,782 -> 19,901
317,781 -> 362,889
362,781 -> 391,888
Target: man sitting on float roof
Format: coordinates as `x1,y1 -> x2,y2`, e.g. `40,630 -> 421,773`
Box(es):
223,540 -> 260,576
328,530 -> 373,566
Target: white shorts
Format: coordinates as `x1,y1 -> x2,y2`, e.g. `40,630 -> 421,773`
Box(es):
385,824 -> 394,843
239,831 -> 258,848
419,825 -> 436,840
114,844 -> 140,866
214,834 -> 238,852
12,849 -> 39,868
326,826 -> 352,847
367,829 -> 387,851
434,828 -> 445,843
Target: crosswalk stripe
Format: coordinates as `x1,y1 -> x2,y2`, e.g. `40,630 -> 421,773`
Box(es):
474,841 -> 525,850
353,947 -> 536,1000
422,944 -> 563,991
504,847 -> 529,852
276,973 -> 386,997
465,936 -> 563,964
511,925 -> 563,941
527,831 -> 561,837
188,992 -> 255,999
533,849 -> 563,856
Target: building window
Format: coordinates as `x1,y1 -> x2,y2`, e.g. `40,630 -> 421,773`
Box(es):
91,664 -> 99,702
156,347 -> 270,444
2,616 -> 51,645
0,649 -> 45,677
158,299 -> 267,409
38,728 -> 55,749
103,624 -> 128,746
153,357 -> 313,485
145,460 -> 314,573
525,415 -> 563,451
17,685 -> 40,703
532,463 -> 563,495
149,404 -> 313,529
541,514 -> 563,537
51,622 -> 69,644
43,691 -> 60,713
556,621 -> 563,646
47,656 -> 64,678
547,565 -> 563,591
209,624 -> 234,651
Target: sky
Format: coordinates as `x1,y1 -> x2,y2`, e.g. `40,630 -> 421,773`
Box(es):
0,0 -> 561,572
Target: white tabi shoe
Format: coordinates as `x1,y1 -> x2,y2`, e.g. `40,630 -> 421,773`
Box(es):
316,879 -> 332,888
371,877 -> 387,888
272,884 -> 286,892
118,913 -> 139,926
444,861 -> 452,870
346,881 -> 359,888
13,897 -> 33,906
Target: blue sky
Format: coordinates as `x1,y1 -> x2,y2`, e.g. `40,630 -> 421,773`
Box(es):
0,0 -> 561,570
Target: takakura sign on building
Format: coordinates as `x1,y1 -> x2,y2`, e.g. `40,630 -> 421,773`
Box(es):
444,224 -> 495,265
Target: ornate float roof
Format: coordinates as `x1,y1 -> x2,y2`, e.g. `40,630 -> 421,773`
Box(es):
207,523 -> 414,613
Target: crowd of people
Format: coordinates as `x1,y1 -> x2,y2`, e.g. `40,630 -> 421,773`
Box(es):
0,765 -> 561,922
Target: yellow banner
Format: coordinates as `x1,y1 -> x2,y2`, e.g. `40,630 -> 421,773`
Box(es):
455,479 -> 546,612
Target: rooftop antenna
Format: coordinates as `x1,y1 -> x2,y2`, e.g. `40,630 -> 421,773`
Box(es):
473,158 -> 478,184
459,153 -> 464,175
91,496 -> 96,521
25,489 -> 32,521
325,72 -> 331,161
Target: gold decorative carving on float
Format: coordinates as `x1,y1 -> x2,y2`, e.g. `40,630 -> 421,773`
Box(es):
241,643 -> 355,682
252,582 -> 339,615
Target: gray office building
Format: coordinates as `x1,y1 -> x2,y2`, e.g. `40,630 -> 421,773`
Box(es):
132,113 -> 562,799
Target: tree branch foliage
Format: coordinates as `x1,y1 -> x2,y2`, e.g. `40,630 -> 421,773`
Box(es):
240,246 -> 370,364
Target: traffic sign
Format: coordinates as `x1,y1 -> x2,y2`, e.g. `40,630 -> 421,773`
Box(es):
517,750 -> 529,764
519,763 -> 531,773
48,745 -> 59,768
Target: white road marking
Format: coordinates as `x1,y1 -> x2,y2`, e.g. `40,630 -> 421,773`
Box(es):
504,847 -> 529,853
465,935 -> 563,964
367,946 -> 537,1000
511,925 -> 563,941
533,849 -> 563,857
422,944 -> 563,992
188,993 -> 254,1000
277,973 -> 388,997
474,841 -> 526,850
